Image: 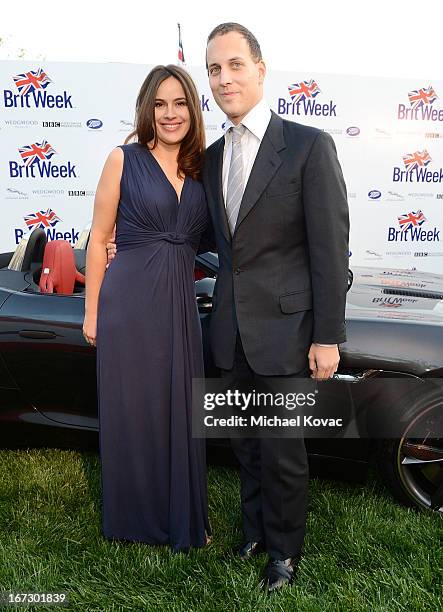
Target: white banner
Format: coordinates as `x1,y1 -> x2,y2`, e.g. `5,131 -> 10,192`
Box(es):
1,61 -> 442,272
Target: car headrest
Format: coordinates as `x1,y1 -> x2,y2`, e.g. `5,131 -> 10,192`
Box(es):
39,240 -> 85,294
20,228 -> 47,271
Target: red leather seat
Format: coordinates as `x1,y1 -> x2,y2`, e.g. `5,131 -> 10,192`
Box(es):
39,240 -> 85,294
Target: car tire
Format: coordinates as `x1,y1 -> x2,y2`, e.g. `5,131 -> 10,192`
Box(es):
376,386 -> 443,513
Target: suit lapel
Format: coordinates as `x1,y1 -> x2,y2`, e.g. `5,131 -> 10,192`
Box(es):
235,112 -> 286,232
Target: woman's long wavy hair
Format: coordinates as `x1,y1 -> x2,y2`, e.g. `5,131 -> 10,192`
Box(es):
125,65 -> 205,180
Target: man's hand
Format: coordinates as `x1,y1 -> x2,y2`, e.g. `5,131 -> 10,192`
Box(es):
308,344 -> 339,379
105,226 -> 116,268
106,241 -> 116,267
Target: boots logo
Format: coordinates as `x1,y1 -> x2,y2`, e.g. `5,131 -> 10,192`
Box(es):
277,79 -> 337,117
3,67 -> 73,109
387,210 -> 440,242
397,85 -> 443,121
393,149 -> 443,183
9,141 -> 77,179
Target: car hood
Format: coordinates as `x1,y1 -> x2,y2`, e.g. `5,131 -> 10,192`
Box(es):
347,266 -> 443,325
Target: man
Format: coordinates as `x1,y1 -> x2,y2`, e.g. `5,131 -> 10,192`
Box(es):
106,23 -> 349,590
203,23 -> 349,592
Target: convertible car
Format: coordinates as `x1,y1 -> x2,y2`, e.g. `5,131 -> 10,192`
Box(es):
0,227 -> 442,514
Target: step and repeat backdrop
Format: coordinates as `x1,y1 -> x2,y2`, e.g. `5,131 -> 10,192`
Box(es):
1,61 -> 442,272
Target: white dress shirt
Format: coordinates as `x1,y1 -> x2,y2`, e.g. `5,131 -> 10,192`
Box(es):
222,97 -> 272,204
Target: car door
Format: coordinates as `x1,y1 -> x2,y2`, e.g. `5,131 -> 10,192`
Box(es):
0,290 -> 98,429
0,259 -> 218,430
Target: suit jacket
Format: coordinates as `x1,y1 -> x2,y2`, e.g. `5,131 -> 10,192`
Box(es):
202,111 -> 349,375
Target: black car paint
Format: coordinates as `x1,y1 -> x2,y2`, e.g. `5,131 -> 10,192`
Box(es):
0,251 -> 442,495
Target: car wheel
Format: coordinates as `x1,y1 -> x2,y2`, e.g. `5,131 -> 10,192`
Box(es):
377,388 -> 443,512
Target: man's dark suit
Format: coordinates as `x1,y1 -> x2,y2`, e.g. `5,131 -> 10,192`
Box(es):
202,110 -> 349,559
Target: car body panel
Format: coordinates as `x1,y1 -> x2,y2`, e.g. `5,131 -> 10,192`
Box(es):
0,250 -> 442,502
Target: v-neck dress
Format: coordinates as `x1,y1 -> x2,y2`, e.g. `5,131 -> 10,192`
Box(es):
96,142 -> 210,551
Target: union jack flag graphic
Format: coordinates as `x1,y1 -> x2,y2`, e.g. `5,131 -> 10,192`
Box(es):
24,209 -> 61,230
397,210 -> 427,233
13,68 -> 51,96
288,80 -> 321,103
402,150 -> 432,171
408,85 -> 438,109
19,141 -> 56,167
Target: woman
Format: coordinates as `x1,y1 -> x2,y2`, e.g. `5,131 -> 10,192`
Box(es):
83,65 -> 211,552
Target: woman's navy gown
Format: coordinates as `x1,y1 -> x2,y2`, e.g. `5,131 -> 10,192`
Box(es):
96,143 -> 211,551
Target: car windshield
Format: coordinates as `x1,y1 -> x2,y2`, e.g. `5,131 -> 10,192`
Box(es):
73,223 -> 92,250
7,236 -> 29,271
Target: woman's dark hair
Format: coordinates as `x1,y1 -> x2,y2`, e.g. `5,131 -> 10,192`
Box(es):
125,64 -> 205,180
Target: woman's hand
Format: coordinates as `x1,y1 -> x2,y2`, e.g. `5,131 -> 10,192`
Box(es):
83,314 -> 97,347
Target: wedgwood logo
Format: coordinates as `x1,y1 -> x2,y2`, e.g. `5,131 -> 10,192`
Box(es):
4,119 -> 38,127
32,188 -> 65,196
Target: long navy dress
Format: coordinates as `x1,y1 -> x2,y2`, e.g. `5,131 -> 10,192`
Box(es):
96,143 -> 211,552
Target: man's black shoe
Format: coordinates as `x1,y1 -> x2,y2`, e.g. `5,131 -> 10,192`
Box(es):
237,540 -> 264,560
261,557 -> 298,592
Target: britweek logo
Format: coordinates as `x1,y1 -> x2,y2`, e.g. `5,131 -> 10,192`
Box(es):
393,150 -> 443,183
2,67 -> 73,109
373,296 -> 417,308
200,94 -> 211,112
14,208 -> 79,245
8,141 -> 77,179
277,80 -> 337,117
387,210 -> 440,242
397,85 -> 443,122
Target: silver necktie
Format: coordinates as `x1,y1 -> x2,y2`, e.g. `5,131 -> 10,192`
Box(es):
226,124 -> 246,235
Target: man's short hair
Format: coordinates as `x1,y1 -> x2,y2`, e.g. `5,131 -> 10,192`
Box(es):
206,22 -> 262,66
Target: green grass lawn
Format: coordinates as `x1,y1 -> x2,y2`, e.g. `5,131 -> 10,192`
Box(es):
0,449 -> 441,611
